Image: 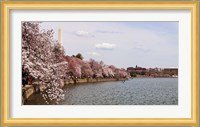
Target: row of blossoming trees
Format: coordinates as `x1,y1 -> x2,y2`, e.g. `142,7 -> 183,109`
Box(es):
66,56 -> 128,80
22,22 -> 129,104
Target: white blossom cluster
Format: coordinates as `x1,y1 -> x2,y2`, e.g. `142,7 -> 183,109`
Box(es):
22,22 -> 67,104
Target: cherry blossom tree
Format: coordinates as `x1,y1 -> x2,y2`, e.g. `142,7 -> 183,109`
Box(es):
80,60 -> 93,78
115,69 -> 129,79
102,65 -> 115,78
108,65 -> 129,79
65,56 -> 94,81
108,65 -> 117,77
65,56 -> 82,79
22,22 -> 67,104
89,59 -> 103,78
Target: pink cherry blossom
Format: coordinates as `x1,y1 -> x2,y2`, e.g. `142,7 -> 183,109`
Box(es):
22,22 -> 67,103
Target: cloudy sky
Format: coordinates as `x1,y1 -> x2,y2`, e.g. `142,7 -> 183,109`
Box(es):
39,22 -> 178,69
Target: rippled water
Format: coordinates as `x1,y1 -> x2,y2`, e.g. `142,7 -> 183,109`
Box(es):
26,78 -> 178,105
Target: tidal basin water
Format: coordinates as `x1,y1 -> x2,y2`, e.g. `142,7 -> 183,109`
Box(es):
26,78 -> 178,105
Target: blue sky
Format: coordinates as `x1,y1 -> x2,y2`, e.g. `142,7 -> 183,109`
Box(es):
40,22 -> 178,69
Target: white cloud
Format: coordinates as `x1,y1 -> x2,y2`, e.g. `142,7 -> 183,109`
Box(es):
74,30 -> 94,37
88,52 -> 101,56
95,43 -> 116,50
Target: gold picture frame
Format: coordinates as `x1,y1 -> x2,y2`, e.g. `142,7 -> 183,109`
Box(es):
1,1 -> 199,126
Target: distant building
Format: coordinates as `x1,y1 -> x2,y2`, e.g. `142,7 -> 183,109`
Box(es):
163,68 -> 178,76
127,66 -> 178,78
127,65 -> 146,75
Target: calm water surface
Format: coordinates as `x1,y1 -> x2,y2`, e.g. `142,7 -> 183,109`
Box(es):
26,78 -> 178,105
